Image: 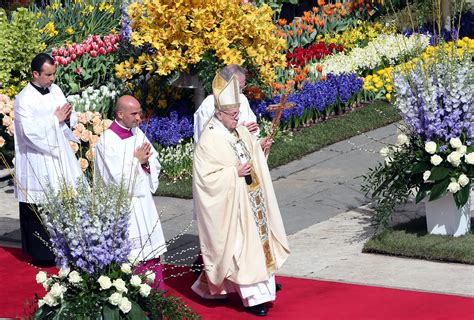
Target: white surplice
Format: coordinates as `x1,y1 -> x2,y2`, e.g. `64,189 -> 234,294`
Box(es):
94,126 -> 167,261
193,94 -> 257,144
14,83 -> 83,203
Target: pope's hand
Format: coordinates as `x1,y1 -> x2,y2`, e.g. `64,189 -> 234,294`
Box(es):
260,136 -> 273,153
54,103 -> 72,123
243,121 -> 259,134
236,161 -> 251,177
134,142 -> 152,164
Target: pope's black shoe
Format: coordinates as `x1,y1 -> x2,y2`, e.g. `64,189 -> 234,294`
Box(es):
276,283 -> 282,292
247,303 -> 268,316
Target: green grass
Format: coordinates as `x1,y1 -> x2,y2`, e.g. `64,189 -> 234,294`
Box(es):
363,217 -> 474,264
156,100 -> 400,199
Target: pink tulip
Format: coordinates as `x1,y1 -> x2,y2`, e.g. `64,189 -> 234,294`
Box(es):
90,50 -> 98,58
76,68 -> 81,74
71,53 -> 77,60
98,47 -> 106,55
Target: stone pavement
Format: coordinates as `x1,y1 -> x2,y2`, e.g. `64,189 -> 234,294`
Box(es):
1,124 -> 473,298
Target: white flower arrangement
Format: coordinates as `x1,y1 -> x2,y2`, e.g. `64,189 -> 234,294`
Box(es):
67,84 -> 118,115
159,141 -> 194,182
315,33 -> 430,76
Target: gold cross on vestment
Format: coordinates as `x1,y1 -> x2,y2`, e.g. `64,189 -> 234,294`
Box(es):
266,94 -> 295,140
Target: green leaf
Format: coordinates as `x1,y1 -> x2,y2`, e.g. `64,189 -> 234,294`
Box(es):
102,304 -> 120,320
411,162 -> 430,174
415,185 -> 429,203
429,166 -> 450,181
125,301 -> 147,320
429,178 -> 450,201
454,185 -> 470,207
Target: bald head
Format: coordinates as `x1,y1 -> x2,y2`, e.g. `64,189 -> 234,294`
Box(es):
115,95 -> 142,129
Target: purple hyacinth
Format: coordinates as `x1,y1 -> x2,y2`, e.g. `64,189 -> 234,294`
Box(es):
141,111 -> 194,147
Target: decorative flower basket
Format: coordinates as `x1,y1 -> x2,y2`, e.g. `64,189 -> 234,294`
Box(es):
425,192 -> 471,236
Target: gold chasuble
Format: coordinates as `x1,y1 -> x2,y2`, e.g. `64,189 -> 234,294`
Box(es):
192,118 -> 290,295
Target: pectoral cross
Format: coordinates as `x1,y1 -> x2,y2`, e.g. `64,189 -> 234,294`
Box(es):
264,94 -> 295,156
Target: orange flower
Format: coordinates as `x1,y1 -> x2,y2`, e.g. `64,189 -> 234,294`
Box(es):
317,0 -> 325,6
316,64 -> 323,73
320,75 -> 327,81
312,7 -> 319,13
278,18 -> 287,26
289,30 -> 294,36
335,3 -> 342,9
296,74 -> 306,82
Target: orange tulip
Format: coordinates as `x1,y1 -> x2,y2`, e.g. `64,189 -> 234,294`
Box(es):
317,0 -> 325,6
316,64 -> 323,73
278,18 -> 287,26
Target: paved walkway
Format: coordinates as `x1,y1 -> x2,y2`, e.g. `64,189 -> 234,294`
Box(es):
1,124 -> 473,298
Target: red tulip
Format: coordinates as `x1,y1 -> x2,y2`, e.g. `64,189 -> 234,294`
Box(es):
71,53 -> 77,61
76,68 -> 81,74
90,50 -> 98,58
98,47 -> 106,55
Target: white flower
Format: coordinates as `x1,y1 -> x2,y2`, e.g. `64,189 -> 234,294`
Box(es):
130,275 -> 142,287
119,297 -> 132,314
430,155 -> 443,166
108,292 -> 123,306
43,292 -> 58,307
128,255 -> 139,266
37,298 -> 45,308
145,271 -> 156,283
423,170 -> 431,182
113,278 -> 128,293
448,181 -> 461,193
36,271 -> 48,284
58,267 -> 70,278
458,174 -> 470,187
457,145 -> 467,155
139,283 -> 152,297
449,137 -> 463,149
465,152 -> 474,164
396,134 -> 409,146
447,151 -> 462,167
425,141 -> 437,154
121,263 -> 132,274
380,146 -> 390,157
98,275 -> 112,290
49,282 -> 67,299
68,270 -> 82,284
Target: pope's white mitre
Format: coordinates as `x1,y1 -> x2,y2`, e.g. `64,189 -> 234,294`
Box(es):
212,73 -> 240,111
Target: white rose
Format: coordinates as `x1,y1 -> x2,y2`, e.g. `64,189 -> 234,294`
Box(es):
449,137 -> 463,149
447,151 -> 462,167
36,271 -> 48,284
425,141 -> 437,154
68,270 -> 82,284
43,292 -> 58,307
423,170 -> 431,182
465,152 -> 474,164
58,267 -> 70,278
139,283 -> 152,297
98,276 -> 112,290
113,278 -> 128,293
108,292 -> 122,306
120,263 -> 132,274
396,134 -> 409,146
458,174 -> 470,187
379,146 -> 388,158
130,275 -> 142,287
448,181 -> 461,193
119,297 -> 132,314
430,155 -> 443,166
49,283 -> 67,299
37,298 -> 45,308
145,271 -> 156,283
457,145 -> 467,155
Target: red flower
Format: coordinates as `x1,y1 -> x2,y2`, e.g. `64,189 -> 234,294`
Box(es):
76,68 -> 81,74
90,50 -> 98,58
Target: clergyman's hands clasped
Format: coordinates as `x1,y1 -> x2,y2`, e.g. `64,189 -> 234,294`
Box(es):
134,142 -> 152,164
54,103 -> 72,123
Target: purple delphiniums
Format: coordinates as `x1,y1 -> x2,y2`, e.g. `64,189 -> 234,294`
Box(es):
392,50 -> 474,143
39,178 -> 131,274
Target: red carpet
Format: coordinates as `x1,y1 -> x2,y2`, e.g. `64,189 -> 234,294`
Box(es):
1,246 -> 473,319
